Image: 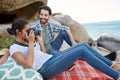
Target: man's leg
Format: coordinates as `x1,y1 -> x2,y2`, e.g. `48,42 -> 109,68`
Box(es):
51,31 -> 72,50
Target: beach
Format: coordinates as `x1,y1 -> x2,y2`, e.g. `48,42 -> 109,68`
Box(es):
82,20 -> 120,40
0,20 -> 120,59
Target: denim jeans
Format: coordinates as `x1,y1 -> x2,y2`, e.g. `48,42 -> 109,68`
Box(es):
38,42 -> 119,80
38,31 -> 119,80
49,30 -> 112,66
49,30 -> 72,52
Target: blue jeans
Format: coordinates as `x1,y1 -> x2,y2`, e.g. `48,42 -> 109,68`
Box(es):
49,30 -> 72,52
49,30 -> 112,66
38,42 -> 119,80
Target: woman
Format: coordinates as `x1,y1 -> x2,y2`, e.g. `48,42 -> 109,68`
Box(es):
7,18 -> 120,80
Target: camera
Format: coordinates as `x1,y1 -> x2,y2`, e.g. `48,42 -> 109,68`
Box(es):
26,28 -> 41,36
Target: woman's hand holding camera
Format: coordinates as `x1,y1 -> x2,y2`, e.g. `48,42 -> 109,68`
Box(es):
28,30 -> 35,44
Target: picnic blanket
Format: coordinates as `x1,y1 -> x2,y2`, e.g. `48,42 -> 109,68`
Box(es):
44,60 -> 113,80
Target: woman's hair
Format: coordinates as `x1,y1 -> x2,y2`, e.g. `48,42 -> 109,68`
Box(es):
7,18 -> 28,35
38,5 -> 52,15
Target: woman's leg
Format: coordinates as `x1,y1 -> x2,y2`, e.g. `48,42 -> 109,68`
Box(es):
68,42 -> 112,66
38,45 -> 119,80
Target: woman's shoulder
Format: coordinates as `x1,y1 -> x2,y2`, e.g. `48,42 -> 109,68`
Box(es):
10,43 -> 22,48
10,44 -> 27,52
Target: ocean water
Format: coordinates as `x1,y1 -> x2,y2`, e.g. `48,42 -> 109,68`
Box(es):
82,20 -> 120,40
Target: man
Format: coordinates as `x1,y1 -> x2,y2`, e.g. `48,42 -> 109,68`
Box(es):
31,5 -> 116,61
31,5 -> 76,54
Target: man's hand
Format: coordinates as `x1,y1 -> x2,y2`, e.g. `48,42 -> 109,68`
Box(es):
36,35 -> 43,42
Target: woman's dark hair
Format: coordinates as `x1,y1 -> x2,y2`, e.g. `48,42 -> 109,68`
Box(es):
38,5 -> 52,15
7,18 -> 28,35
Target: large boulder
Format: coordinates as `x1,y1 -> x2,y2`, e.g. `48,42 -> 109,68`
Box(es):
97,33 -> 120,63
52,14 -> 89,42
0,0 -> 47,23
0,13 -> 89,43
97,33 -> 120,52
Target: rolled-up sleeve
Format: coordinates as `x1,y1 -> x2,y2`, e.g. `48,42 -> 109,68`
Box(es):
50,22 -> 69,32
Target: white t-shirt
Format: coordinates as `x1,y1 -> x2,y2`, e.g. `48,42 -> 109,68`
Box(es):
9,42 -> 53,70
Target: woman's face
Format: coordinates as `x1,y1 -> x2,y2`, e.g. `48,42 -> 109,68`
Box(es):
20,24 -> 30,41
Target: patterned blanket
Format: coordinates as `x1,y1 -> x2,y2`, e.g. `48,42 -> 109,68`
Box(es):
44,60 -> 113,80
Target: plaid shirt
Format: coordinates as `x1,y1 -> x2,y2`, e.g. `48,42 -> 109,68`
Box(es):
31,20 -> 69,42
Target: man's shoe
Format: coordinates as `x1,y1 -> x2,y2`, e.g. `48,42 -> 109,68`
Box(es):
104,51 -> 117,61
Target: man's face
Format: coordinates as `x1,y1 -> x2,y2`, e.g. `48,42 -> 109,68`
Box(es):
39,9 -> 50,24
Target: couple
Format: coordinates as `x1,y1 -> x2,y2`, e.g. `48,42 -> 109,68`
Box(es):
6,5 -> 120,80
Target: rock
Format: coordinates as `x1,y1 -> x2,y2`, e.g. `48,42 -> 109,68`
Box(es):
0,0 -> 48,23
52,14 -> 89,42
0,13 -> 89,43
0,24 -> 11,33
116,50 -> 120,63
97,33 -> 120,52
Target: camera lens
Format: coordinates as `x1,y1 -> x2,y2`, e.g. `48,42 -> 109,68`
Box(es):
26,28 -> 41,36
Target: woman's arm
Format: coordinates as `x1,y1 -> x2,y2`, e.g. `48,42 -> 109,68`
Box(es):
12,30 -> 35,68
12,44 -> 34,68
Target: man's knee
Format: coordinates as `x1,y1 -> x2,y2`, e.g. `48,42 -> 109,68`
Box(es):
78,42 -> 88,46
59,30 -> 67,36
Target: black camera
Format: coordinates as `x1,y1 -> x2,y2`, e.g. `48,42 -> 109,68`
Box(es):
26,28 -> 41,36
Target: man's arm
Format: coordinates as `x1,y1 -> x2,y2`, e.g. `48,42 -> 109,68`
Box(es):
37,35 -> 47,53
66,29 -> 76,46
51,22 -> 76,45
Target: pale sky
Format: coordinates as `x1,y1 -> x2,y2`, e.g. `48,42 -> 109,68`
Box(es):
48,0 -> 120,23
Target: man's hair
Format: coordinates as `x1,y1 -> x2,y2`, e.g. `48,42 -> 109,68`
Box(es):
38,5 -> 52,15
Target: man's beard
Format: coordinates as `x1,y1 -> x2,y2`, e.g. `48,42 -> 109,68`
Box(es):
40,18 -> 48,24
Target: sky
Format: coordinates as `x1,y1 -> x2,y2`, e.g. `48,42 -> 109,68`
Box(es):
48,0 -> 120,23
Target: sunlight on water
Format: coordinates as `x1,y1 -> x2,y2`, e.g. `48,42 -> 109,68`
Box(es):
82,21 -> 120,40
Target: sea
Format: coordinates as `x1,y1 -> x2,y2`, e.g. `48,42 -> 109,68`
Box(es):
82,20 -> 120,40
